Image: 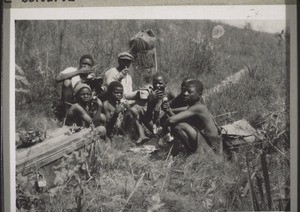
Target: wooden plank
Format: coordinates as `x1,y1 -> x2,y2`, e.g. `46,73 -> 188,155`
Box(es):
46,126 -> 70,137
17,130 -> 88,166
16,126 -> 104,175
16,126 -> 70,155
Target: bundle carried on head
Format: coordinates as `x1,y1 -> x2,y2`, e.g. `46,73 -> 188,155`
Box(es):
129,29 -> 156,53
129,29 -> 156,70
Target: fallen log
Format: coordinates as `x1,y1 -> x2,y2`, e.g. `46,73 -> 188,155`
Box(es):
16,126 -> 105,175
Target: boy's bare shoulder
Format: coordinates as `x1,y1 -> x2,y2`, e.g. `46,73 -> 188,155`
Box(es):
70,103 -> 80,109
69,103 -> 86,114
188,102 -> 209,113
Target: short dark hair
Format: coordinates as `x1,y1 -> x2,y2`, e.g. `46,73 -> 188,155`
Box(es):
79,54 -> 94,66
108,81 -> 123,93
186,80 -> 204,94
152,72 -> 166,82
181,77 -> 193,86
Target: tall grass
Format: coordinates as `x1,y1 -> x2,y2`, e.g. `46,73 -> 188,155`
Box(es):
15,20 -> 289,211
17,137 -> 245,211
16,20 -> 285,114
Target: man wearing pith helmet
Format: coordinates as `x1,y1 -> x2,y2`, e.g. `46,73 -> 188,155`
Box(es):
102,52 -> 137,100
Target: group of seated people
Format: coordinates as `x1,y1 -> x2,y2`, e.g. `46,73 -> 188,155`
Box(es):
55,52 -> 222,156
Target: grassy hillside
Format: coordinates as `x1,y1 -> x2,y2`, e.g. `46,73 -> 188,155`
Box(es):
15,20 -> 289,211
15,20 -> 287,129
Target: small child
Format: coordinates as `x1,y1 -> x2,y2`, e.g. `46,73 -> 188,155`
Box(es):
102,81 -> 130,138
129,73 -> 174,144
164,80 -> 222,156
148,73 -> 168,134
65,83 -> 106,133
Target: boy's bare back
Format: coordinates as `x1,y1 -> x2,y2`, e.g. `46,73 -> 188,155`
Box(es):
186,102 -> 219,138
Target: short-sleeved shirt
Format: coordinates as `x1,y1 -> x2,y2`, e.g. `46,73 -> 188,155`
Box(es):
103,67 -> 133,95
60,67 -> 81,88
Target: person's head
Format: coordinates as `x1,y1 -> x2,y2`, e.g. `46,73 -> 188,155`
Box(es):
79,54 -> 95,79
74,83 -> 92,103
108,81 -> 124,102
79,54 -> 94,69
180,77 -> 193,94
117,52 -> 134,70
152,72 -> 166,91
182,80 -> 204,105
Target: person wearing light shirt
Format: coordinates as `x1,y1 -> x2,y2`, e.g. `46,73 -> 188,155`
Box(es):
102,52 -> 137,100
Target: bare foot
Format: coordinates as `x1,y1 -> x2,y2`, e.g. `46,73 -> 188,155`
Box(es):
136,136 -> 149,145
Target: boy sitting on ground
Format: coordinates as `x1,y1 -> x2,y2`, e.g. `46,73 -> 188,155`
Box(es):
102,81 -> 130,138
164,79 -> 222,156
147,73 -> 172,133
65,83 -> 106,135
160,77 -> 193,126
129,73 -> 174,144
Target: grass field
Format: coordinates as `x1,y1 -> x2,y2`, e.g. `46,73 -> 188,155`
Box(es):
15,20 -> 289,211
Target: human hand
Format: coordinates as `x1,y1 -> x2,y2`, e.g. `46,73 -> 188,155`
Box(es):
161,101 -> 171,112
115,103 -> 125,114
79,67 -> 93,75
121,66 -> 129,76
123,102 -> 130,110
151,89 -> 164,100
118,67 -> 129,81
165,117 -> 175,126
90,122 -> 95,131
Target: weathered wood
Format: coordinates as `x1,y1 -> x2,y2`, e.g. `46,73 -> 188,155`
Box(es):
16,126 -> 104,175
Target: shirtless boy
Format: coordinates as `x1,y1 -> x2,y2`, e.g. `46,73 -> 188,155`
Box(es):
164,80 -> 221,156
129,73 -> 174,144
161,77 -> 193,124
102,81 -> 130,138
65,83 -> 106,135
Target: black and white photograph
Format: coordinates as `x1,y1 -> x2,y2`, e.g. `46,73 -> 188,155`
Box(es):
3,4 -> 297,211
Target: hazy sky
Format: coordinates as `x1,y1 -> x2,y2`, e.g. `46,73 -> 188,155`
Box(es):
218,20 -> 286,34
10,6 -> 287,35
